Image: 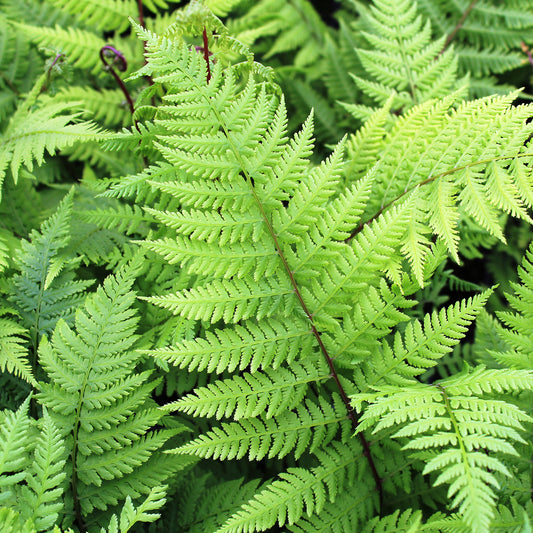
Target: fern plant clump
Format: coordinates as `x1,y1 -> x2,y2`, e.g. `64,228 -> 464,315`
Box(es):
1,0 -> 533,532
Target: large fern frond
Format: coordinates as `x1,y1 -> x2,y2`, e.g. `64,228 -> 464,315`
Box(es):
348,0 -> 460,118
0,91 -> 107,199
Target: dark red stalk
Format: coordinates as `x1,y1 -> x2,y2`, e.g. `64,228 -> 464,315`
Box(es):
202,27 -> 212,84
99,46 -> 141,133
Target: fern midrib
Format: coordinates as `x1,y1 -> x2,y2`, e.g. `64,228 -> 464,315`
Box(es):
30,237 -> 54,369
332,291 -> 407,361
171,48 -> 383,503
390,6 -> 417,103
436,384 -> 474,498
70,291 -> 120,529
346,152 -> 531,243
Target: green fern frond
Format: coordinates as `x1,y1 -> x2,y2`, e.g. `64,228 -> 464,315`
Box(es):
217,439 -> 373,533
359,509 -> 423,533
165,358 -> 328,420
205,0 -> 247,17
15,23 -> 106,75
37,257 -> 184,523
175,475 -> 264,533
229,0 -> 329,69
417,0 -> 533,96
0,396 -> 32,505
0,17 -> 36,124
102,485 -> 167,533
286,482 -> 374,533
54,87 -> 132,128
5,191 -> 93,352
353,365 -> 533,533
175,393 -> 350,461
49,0 -> 136,32
18,408 -> 66,531
350,0 -> 459,112
0,94 -> 107,197
0,310 -> 35,386
361,90 -> 533,265
361,290 -> 492,390
148,317 -> 315,374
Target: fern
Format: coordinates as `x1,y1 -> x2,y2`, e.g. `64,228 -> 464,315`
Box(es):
3,1 -> 533,532
49,0 -> 137,33
0,397 -> 67,532
353,365 -> 533,533
37,257 -> 187,529
416,0 -> 533,96
0,88 -> 107,199
0,309 -> 35,386
2,191 -> 93,366
349,0 -> 461,118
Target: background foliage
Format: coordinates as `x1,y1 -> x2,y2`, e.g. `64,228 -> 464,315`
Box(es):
1,0 -> 533,532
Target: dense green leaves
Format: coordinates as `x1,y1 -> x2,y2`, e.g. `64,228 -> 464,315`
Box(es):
1,0 -> 533,532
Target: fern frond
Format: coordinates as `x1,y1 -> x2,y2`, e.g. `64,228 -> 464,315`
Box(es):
102,485 -> 167,533
362,290 -> 492,390
19,408 -> 66,531
0,95 -> 107,196
148,317 -> 315,374
49,0 -> 136,32
15,23 -> 106,75
175,393 -> 350,461
354,366 -> 533,533
0,396 -> 32,505
486,243 -> 533,369
165,358 -> 328,420
350,0 -> 459,111
5,191 -> 93,351
37,257 -> 183,522
0,311 -> 35,386
54,87 -> 132,128
217,439 -> 373,533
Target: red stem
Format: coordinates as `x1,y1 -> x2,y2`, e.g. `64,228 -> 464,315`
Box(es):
203,27 -> 212,84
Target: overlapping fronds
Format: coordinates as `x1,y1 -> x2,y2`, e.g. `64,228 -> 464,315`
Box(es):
0,398 -> 67,532
50,0 -> 137,32
351,90 -> 533,281
492,243 -> 533,369
0,89 -> 107,199
215,439 -> 373,533
0,309 -> 35,386
417,0 -> 533,95
228,0 -> 329,70
15,23 -> 107,75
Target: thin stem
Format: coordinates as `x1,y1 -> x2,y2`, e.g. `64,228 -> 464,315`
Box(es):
345,152 -> 531,243
440,0 -> 478,53
0,71 -> 19,96
161,54 -> 384,510
203,27 -> 212,84
137,0 -> 145,29
99,46 -> 141,133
